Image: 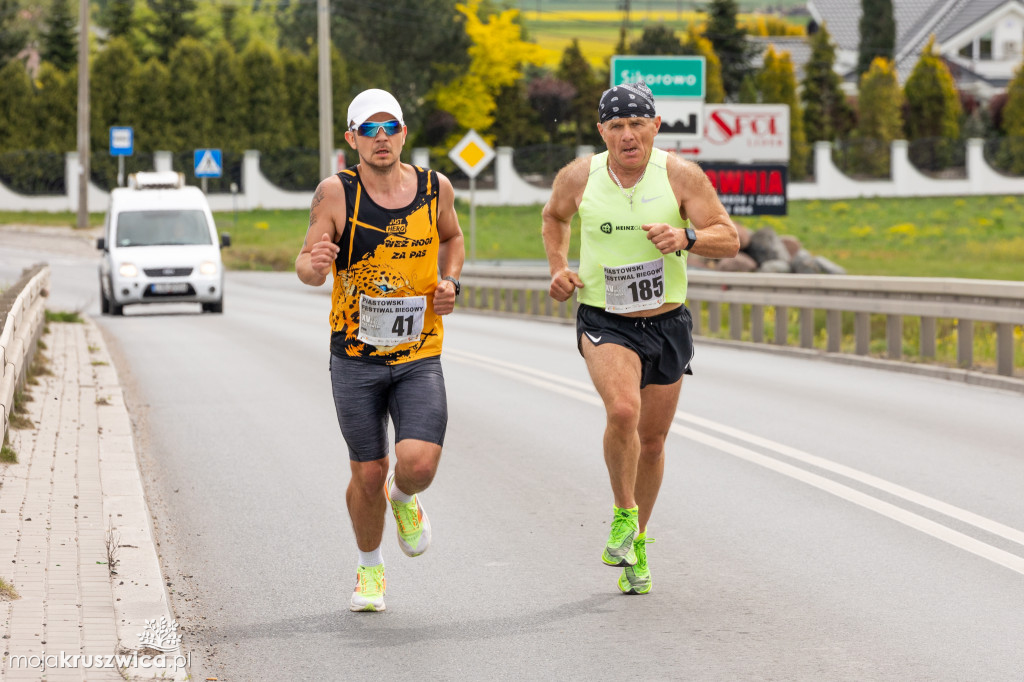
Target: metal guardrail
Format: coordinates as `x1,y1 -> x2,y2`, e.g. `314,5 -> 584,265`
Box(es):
458,265 -> 1024,381
1,264 -> 49,439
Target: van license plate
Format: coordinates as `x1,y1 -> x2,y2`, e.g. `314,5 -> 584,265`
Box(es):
151,283 -> 189,294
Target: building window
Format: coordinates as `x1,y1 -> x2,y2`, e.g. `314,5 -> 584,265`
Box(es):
959,42 -> 973,58
979,31 -> 993,60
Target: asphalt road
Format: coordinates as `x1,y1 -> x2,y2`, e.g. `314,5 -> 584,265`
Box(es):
3,226 -> 1024,681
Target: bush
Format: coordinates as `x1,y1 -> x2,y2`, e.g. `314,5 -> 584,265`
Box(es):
259,148 -> 319,192
0,150 -> 66,195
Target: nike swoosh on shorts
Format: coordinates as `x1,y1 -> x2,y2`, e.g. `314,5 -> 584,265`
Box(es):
584,331 -> 602,344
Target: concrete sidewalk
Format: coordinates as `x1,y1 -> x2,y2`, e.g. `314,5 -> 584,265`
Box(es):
0,320 -> 187,681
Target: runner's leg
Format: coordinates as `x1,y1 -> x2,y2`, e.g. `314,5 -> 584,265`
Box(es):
635,378 -> 683,532
581,337 -> 643,508
347,456 -> 390,551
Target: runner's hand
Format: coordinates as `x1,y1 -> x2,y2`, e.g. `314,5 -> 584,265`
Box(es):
434,278 -> 456,316
643,223 -> 684,254
310,233 -> 339,277
549,268 -> 583,302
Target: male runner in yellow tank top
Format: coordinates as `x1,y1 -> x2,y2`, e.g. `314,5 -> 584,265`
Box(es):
542,81 -> 739,595
296,89 -> 465,612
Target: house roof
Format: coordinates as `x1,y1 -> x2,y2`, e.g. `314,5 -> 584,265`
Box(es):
749,36 -> 815,82
936,0 -> 1018,41
807,0 -> 1022,81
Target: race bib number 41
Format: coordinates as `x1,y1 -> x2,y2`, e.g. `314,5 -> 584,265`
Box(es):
604,258 -> 665,314
357,295 -> 426,346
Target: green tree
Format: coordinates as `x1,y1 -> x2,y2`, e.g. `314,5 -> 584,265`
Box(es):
704,0 -> 755,100
852,57 -> 903,176
166,37 -> 215,151
90,37 -> 141,152
904,35 -> 961,169
429,0 -> 545,143
557,39 -> 603,146
30,62 -> 76,151
275,0 -> 316,54
629,25 -> 684,55
239,38 -> 291,152
857,0 -> 895,76
0,0 -> 29,68
904,35 -> 961,140
488,79 -> 544,148
681,24 -> 725,104
209,40 -> 245,153
738,73 -> 758,103
192,0 -> 277,54
330,45 -> 351,147
998,61 -> 1024,172
41,0 -> 78,71
757,45 -> 809,178
333,0 -> 471,132
528,74 -> 575,144
145,0 -> 201,62
103,0 -> 135,41
282,47 -> 316,149
801,23 -> 854,143
0,58 -> 33,151
130,58 -> 173,151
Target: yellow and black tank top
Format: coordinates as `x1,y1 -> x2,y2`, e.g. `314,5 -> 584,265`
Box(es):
329,165 -> 443,365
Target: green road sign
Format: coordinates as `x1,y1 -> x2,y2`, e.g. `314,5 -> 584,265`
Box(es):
610,56 -> 706,99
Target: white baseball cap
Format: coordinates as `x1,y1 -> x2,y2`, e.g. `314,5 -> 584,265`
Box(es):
347,89 -> 405,129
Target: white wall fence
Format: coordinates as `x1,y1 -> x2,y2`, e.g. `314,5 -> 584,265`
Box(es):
3,139 -> 1024,213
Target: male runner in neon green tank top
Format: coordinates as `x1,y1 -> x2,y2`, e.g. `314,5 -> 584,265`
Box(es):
542,82 -> 740,595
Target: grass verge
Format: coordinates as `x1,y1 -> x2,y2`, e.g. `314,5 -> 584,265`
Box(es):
46,309 -> 84,323
0,576 -> 19,600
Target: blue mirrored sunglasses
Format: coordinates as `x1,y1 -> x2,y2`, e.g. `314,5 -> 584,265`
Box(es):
352,120 -> 403,137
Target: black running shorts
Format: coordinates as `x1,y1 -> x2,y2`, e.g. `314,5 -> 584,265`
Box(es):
329,354 -> 448,462
576,303 -> 694,388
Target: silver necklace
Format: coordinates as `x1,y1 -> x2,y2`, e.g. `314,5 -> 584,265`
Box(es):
608,164 -> 647,209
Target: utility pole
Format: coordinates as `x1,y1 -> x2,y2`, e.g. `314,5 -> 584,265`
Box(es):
317,0 -> 334,181
76,0 -> 89,229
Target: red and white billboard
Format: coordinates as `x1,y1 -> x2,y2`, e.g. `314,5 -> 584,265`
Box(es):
658,104 -> 790,163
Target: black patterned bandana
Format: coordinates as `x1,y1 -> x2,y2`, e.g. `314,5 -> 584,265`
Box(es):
599,82 -> 656,123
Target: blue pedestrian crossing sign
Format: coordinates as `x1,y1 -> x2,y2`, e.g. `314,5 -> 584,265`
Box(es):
109,127 -> 133,156
194,149 -> 223,178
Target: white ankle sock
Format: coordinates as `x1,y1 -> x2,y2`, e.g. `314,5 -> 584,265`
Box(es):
358,547 -> 383,567
389,478 -> 414,503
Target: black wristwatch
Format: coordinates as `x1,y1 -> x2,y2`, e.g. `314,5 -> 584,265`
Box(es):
442,275 -> 461,296
683,227 -> 697,251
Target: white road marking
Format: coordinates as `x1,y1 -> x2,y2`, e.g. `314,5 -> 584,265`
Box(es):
446,347 -> 1024,576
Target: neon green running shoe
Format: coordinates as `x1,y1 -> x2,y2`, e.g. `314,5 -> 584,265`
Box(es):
601,505 -> 638,567
385,472 -> 432,557
349,564 -> 386,612
618,533 -> 654,594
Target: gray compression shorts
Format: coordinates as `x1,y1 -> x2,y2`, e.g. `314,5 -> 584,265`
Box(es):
329,354 -> 448,462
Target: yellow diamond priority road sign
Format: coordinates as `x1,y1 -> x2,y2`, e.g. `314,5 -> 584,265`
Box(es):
448,130 -> 495,179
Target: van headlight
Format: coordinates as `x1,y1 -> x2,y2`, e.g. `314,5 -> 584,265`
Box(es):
118,263 -> 139,278
199,261 -> 218,275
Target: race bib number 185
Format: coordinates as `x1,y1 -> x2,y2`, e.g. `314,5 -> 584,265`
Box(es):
604,258 -> 665,314
357,295 -> 426,346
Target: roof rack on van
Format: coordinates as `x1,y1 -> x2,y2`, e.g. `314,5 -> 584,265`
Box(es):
128,171 -> 185,189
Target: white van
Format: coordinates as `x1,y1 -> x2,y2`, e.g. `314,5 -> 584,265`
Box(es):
97,171 -> 230,315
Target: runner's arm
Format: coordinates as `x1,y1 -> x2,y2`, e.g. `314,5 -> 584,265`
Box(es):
434,173 -> 465,316
296,175 -> 345,286
542,157 -> 589,301
664,154 -> 740,259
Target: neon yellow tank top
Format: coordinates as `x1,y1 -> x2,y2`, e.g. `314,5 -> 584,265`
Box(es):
578,148 -> 689,309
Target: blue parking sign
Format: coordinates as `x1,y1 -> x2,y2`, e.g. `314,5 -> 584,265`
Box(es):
194,149 -> 223,178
